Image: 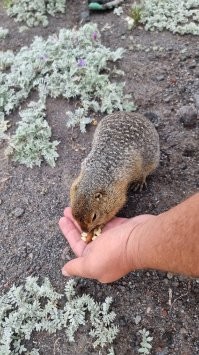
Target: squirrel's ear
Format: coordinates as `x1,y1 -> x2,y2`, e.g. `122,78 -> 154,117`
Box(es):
94,192 -> 103,200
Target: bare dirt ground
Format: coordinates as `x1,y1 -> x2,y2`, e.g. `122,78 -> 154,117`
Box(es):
0,1 -> 199,354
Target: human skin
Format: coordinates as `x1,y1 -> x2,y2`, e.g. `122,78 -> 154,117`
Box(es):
59,193 -> 199,283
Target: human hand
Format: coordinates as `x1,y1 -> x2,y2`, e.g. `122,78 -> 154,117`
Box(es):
59,207 -> 153,283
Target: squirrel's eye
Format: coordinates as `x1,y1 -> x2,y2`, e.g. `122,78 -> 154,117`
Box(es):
92,213 -> 97,222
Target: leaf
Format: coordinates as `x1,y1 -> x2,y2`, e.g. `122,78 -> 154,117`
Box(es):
0,27 -> 9,39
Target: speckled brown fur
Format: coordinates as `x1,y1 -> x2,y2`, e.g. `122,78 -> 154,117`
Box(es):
70,112 -> 160,232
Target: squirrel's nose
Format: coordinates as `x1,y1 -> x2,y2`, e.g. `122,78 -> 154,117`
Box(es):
79,220 -> 89,233
72,212 -> 88,232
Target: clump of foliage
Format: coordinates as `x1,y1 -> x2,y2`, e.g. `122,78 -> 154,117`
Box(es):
0,23 -> 134,166
0,112 -> 9,141
0,27 -> 9,39
6,101 -> 59,168
136,0 -> 199,35
138,328 -> 153,354
130,3 -> 142,26
0,50 -> 14,70
0,277 -> 118,354
4,0 -> 66,27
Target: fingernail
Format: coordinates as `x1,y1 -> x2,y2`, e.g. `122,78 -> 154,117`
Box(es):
62,268 -> 70,276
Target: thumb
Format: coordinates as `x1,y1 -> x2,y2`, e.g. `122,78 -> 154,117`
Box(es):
62,257 -> 89,278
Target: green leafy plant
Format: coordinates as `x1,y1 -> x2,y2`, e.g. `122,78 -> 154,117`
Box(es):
138,328 -> 153,354
130,3 -> 143,25
5,0 -> 66,27
0,112 -> 9,141
6,101 -> 59,168
0,23 -> 134,167
139,0 -> 199,35
0,50 -> 14,70
0,27 -> 9,39
2,0 -> 12,8
0,278 -> 118,354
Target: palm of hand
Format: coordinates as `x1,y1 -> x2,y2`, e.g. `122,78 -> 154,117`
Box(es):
59,207 -> 152,283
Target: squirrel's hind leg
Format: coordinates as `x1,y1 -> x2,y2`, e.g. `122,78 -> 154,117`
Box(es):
134,161 -> 158,191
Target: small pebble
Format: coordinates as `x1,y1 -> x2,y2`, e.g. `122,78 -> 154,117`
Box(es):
194,68 -> 199,78
13,207 -> 25,218
180,327 -> 187,335
26,242 -> 32,254
163,279 -> 169,285
163,109 -> 171,117
119,316 -> 127,327
193,93 -> 199,110
156,348 -> 169,355
172,281 -> 179,287
192,285 -> 199,294
163,96 -> 171,103
134,315 -> 141,325
188,61 -> 196,69
180,53 -> 191,61
177,104 -> 198,128
183,147 -> 195,157
61,246 -> 71,261
79,11 -> 90,24
156,74 -> 165,82
180,163 -> 187,170
167,272 -> 173,280
146,306 -> 151,314
28,253 -> 33,261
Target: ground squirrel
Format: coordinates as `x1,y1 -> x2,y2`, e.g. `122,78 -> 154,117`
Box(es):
70,112 -> 160,235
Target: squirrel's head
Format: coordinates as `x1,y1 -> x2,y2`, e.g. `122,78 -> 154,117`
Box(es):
70,175 -> 127,232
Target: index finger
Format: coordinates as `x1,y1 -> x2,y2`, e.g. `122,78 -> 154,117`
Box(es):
63,207 -> 82,232
59,216 -> 86,257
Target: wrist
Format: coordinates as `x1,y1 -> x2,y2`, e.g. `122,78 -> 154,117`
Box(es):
126,215 -> 158,272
